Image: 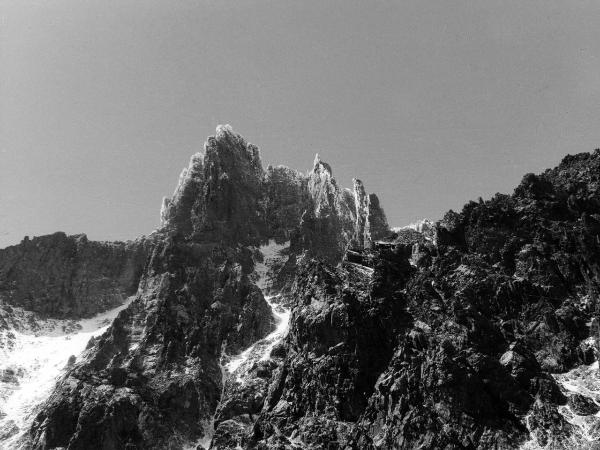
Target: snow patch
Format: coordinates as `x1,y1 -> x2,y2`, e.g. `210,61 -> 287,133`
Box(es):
224,294 -> 291,383
393,218 -> 434,234
225,240 -> 291,381
553,361 -> 600,444
0,298 -> 133,449
225,294 -> 290,383
520,361 -> 600,449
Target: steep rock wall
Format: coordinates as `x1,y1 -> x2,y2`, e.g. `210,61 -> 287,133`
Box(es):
0,233 -> 151,318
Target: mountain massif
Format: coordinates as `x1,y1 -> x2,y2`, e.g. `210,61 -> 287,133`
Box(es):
1,125 -> 600,449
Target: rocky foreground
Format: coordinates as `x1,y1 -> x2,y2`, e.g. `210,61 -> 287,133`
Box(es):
1,125 -> 600,449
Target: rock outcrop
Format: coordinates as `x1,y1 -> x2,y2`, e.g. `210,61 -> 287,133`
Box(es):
0,233 -> 151,318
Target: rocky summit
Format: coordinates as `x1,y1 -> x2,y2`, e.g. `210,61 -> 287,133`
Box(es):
1,125 -> 600,449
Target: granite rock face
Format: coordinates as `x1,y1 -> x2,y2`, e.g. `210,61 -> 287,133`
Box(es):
5,127 -> 600,450
0,233 -> 151,318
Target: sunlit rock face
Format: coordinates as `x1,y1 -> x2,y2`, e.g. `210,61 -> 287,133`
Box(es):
159,125 -> 390,289
160,125 -> 265,244
351,179 -> 389,250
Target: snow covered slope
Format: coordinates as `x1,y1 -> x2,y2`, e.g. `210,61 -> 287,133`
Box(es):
0,299 -> 133,449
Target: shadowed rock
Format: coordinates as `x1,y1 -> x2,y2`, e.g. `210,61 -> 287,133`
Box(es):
0,232 -> 151,318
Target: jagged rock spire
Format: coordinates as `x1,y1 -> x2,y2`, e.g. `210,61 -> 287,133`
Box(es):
160,126 -> 389,255
353,178 -> 371,249
160,125 -> 265,244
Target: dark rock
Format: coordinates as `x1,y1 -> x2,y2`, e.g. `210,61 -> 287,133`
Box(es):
568,393 -> 600,416
499,341 -> 541,388
0,232 -> 151,318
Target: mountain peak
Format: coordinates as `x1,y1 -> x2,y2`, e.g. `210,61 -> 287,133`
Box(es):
312,152 -> 333,176
8,126 -> 600,450
215,123 -> 235,140
159,127 -> 388,257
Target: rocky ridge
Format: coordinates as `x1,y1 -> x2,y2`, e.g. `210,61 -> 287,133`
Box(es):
12,125 -> 389,449
0,233 -> 151,318
0,126 -> 599,449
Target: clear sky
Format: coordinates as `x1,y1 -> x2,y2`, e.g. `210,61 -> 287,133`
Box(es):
2,0 -> 600,248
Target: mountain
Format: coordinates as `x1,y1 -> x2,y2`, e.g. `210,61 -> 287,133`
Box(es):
0,125 -> 599,449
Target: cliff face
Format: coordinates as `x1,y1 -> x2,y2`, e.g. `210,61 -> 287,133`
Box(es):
0,233 -> 150,318
5,126 -> 599,450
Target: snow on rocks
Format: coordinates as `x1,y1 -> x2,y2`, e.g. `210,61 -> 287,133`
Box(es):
0,298 -> 133,449
225,240 -> 291,382
520,361 -> 600,449
553,361 -> 600,444
193,240 -> 291,449
225,295 -> 290,383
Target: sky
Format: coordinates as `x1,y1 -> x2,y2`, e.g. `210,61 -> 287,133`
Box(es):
2,1 -> 600,248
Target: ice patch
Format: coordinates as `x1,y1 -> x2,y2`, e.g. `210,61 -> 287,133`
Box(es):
225,341 -> 256,375
259,297 -> 291,362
